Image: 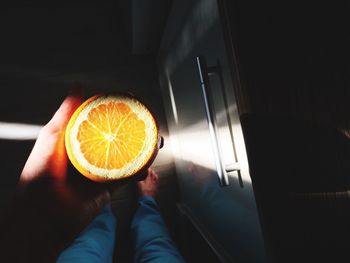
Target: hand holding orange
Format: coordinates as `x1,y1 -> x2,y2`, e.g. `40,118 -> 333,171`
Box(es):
65,94 -> 161,182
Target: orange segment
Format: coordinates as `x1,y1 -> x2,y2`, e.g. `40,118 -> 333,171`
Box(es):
77,120 -> 107,167
77,102 -> 146,169
65,94 -> 158,182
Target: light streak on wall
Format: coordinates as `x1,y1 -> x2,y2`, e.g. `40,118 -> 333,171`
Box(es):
0,122 -> 43,140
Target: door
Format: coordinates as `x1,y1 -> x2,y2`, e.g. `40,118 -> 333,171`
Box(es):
158,0 -> 267,262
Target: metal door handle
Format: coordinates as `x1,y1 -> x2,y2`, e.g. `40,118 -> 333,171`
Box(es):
196,56 -> 243,187
225,163 -> 240,172
196,56 -> 230,186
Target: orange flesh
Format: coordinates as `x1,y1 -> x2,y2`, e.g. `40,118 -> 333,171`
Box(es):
77,102 -> 146,169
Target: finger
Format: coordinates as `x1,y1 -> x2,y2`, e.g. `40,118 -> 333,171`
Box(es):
152,174 -> 159,182
20,85 -> 83,183
148,168 -> 156,179
150,169 -> 159,181
45,84 -> 83,134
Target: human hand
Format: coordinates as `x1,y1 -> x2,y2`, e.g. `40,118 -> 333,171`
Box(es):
137,168 -> 159,197
1,86 -> 111,263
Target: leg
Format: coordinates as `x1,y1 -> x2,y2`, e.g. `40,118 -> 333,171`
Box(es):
57,206 -> 116,263
132,169 -> 186,263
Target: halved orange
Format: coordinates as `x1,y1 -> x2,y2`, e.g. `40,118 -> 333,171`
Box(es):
65,94 -> 159,182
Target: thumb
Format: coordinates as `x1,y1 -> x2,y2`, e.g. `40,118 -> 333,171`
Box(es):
20,85 -> 83,183
45,84 -> 83,134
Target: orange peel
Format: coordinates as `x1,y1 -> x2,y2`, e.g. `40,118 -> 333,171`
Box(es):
65,94 -> 159,182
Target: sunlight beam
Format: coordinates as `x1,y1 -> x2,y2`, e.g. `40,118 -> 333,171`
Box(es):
0,122 -> 43,140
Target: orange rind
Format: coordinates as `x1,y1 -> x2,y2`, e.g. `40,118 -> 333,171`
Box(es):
65,94 -> 159,182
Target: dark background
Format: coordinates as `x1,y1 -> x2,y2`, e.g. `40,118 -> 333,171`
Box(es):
224,1 -> 350,261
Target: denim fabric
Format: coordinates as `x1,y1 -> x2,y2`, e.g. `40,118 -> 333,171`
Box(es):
131,196 -> 186,263
57,197 -> 185,263
56,206 -> 116,263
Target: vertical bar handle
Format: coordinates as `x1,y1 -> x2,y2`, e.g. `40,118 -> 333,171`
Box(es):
196,56 -> 229,187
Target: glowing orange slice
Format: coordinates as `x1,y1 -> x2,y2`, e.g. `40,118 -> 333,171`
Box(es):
65,94 -> 159,182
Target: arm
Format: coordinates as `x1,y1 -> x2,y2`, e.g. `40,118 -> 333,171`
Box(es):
0,86 -> 111,263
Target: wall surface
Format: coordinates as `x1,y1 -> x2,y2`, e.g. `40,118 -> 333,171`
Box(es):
224,1 -> 350,130
222,1 -> 350,261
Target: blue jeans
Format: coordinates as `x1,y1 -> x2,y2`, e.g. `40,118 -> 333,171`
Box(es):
57,196 -> 185,263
